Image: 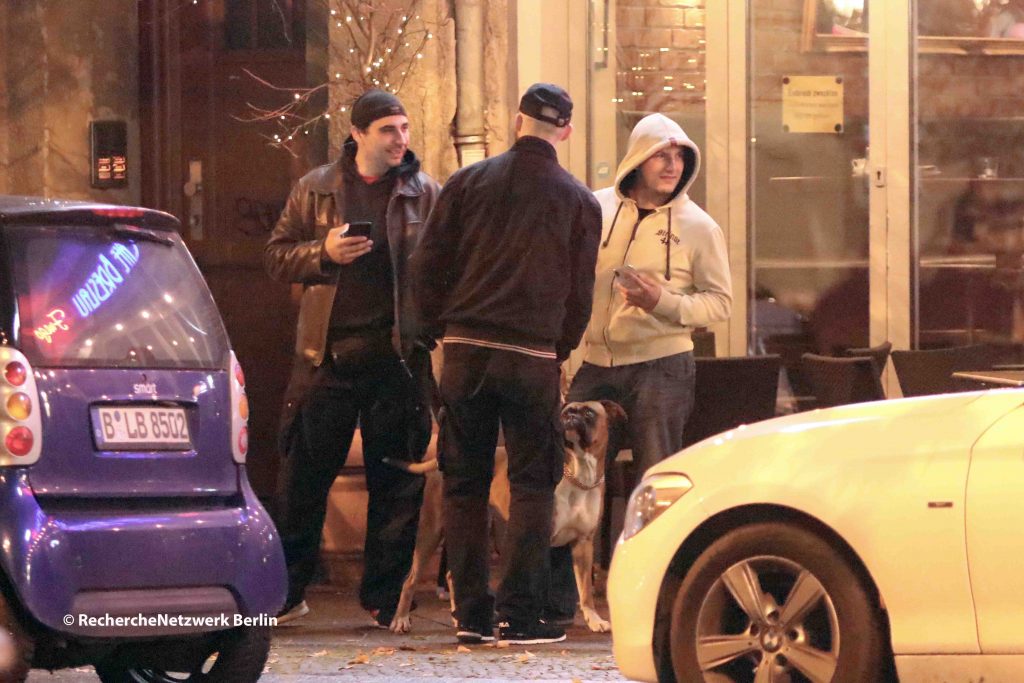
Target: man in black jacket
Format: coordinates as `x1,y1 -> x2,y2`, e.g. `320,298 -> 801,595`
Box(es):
265,90 -> 439,627
411,83 -> 601,645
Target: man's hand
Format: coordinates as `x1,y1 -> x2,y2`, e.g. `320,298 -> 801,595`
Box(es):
615,270 -> 662,311
324,224 -> 373,265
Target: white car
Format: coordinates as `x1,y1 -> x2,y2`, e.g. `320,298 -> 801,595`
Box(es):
608,389 -> 1024,683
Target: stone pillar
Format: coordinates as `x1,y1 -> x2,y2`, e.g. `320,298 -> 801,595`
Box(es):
2,1 -> 140,203
453,0 -> 487,166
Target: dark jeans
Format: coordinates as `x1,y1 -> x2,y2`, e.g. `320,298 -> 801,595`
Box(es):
438,343 -> 563,626
547,351 -> 696,620
274,355 -> 424,611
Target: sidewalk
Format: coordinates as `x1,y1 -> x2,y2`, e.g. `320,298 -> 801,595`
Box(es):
29,585 -> 627,682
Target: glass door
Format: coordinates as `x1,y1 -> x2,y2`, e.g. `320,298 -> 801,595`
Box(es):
914,0 -> 1024,358
747,0 -> 872,409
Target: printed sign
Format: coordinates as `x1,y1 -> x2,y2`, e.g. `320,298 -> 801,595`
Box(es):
782,76 -> 844,134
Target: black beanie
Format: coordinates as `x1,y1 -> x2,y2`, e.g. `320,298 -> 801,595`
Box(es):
350,89 -> 407,129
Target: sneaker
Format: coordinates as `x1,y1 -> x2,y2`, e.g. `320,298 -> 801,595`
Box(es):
497,618 -> 566,645
275,599 -> 309,625
456,621 -> 495,644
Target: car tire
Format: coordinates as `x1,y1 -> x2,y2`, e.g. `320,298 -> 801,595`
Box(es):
0,593 -> 33,682
669,522 -> 885,683
94,625 -> 271,683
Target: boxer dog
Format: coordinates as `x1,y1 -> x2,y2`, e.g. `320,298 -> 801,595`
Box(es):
383,446 -> 510,633
551,400 -> 627,632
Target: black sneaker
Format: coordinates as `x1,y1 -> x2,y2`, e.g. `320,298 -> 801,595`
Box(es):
456,621 -> 495,644
497,618 -> 566,645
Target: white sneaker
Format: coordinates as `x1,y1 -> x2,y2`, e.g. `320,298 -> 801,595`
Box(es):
275,600 -> 309,625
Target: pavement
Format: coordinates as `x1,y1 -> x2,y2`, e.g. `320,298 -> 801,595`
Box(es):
28,584 -> 628,682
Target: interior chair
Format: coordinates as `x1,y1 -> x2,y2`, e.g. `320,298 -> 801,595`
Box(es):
692,329 -> 717,357
890,343 -> 998,397
801,353 -> 887,408
763,332 -> 817,411
680,355 -> 782,448
842,340 -> 892,381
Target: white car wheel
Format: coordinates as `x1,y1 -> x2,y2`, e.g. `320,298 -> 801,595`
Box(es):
669,522 -> 885,683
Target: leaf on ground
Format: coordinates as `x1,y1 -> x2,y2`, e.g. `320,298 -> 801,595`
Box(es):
572,679 -> 584,683
311,649 -> 328,658
495,640 -> 511,649
398,645 -> 418,651
347,653 -> 371,665
372,647 -> 396,656
456,645 -> 472,653
516,651 -> 536,663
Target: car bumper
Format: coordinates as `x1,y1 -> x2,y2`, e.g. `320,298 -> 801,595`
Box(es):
608,490 -> 707,682
0,469 -> 286,637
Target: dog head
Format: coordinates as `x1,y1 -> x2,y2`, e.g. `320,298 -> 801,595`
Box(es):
561,400 -> 627,455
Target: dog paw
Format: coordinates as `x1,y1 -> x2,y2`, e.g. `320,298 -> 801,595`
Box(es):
389,616 -> 412,634
582,611 -> 611,632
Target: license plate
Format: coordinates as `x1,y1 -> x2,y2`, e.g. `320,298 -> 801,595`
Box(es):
92,406 -> 192,450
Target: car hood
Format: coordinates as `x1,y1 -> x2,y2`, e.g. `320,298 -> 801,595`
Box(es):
648,389 -> 1024,485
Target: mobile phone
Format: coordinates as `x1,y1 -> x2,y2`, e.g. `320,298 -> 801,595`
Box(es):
346,221 -> 373,238
614,264 -> 639,280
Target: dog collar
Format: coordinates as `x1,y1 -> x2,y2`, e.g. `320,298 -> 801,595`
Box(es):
562,464 -> 605,491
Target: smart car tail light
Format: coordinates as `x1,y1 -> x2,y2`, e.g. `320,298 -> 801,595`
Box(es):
4,362 -> 26,386
229,351 -> 248,463
0,349 -> 42,465
5,427 -> 33,457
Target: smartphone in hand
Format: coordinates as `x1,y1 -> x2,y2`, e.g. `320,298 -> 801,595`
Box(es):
345,221 -> 373,239
614,264 -> 641,283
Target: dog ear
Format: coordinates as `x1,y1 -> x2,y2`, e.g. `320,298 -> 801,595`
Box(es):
599,400 -> 628,427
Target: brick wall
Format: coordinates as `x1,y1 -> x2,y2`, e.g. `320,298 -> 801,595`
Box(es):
616,0 -> 706,113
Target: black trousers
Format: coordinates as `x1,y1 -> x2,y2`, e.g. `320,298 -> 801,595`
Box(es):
274,355 -> 424,611
438,343 -> 563,626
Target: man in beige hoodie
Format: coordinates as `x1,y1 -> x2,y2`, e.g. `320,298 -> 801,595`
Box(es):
547,112 -> 732,625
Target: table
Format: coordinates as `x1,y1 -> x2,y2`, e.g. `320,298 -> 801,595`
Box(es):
951,369 -> 1024,387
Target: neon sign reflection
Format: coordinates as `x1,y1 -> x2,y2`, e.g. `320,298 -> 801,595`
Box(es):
33,309 -> 70,344
71,243 -> 140,317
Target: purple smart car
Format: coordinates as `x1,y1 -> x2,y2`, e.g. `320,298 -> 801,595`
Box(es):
0,196 -> 285,681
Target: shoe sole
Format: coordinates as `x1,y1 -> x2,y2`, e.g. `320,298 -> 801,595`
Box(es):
497,634 -> 566,645
275,601 -> 310,625
456,632 -> 496,644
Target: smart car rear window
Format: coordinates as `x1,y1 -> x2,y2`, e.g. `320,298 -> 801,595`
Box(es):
6,224 -> 230,369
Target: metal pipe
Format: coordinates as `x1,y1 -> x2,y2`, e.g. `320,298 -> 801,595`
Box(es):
453,0 -> 487,166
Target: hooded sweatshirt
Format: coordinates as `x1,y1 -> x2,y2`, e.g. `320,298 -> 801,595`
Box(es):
583,113 -> 732,367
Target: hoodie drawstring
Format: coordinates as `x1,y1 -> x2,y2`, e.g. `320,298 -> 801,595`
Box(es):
665,206 -> 672,280
602,201 -> 624,248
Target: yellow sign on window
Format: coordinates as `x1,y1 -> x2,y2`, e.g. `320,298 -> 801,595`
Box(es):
782,76 -> 844,134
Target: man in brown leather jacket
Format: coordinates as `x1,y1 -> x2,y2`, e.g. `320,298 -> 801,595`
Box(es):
265,89 -> 440,626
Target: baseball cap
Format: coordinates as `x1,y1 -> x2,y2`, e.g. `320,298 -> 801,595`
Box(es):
519,83 -> 573,127
350,89 -> 407,129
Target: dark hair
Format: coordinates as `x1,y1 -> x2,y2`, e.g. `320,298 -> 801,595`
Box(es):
618,169 -> 638,194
